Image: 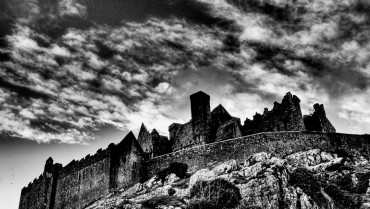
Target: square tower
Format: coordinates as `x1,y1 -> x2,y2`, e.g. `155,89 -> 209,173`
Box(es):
190,91 -> 211,144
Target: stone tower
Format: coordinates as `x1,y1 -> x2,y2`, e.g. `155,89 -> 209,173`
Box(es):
282,92 -> 306,131
190,91 -> 211,144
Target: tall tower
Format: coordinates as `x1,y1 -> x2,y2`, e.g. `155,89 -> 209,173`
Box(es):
282,92 -> 305,131
190,91 -> 211,144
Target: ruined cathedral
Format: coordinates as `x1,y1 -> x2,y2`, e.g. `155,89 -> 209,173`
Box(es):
19,91 -> 336,209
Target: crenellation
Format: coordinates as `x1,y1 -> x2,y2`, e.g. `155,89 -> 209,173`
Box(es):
19,91 -> 340,209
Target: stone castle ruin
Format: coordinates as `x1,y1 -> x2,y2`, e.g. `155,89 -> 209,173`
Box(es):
19,91 -> 338,209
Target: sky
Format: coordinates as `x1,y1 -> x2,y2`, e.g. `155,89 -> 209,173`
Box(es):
0,0 -> 370,208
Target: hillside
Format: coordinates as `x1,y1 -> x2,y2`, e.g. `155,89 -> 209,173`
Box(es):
86,148 -> 370,209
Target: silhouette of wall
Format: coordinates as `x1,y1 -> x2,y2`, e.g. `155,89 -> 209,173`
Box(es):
304,103 -> 336,133
243,92 -> 305,134
53,148 -> 112,209
19,158 -> 61,209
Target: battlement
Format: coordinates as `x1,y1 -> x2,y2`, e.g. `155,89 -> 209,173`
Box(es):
59,145 -> 113,178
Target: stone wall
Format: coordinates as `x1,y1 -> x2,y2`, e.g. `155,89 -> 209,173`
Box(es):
54,149 -> 112,209
20,132 -> 146,209
170,121 -> 193,151
214,118 -> 242,142
151,130 -> 171,157
19,174 -> 51,209
146,132 -> 370,177
19,158 -> 61,209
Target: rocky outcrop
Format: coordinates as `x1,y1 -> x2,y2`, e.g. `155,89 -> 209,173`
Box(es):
85,149 -> 370,209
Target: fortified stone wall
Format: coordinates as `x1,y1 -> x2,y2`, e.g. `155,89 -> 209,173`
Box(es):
304,103 -> 336,133
53,132 -> 146,209
54,148 -> 112,209
146,132 -> 370,177
19,158 -> 61,209
19,175 -> 51,209
243,92 -> 305,134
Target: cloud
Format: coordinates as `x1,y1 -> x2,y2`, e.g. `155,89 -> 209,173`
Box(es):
1,0 -> 370,143
59,0 -> 87,18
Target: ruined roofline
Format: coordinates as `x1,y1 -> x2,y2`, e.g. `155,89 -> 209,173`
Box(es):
211,104 -> 232,116
304,103 -> 326,117
149,130 -> 367,160
138,123 -> 150,141
248,92 -> 301,119
138,123 -> 168,138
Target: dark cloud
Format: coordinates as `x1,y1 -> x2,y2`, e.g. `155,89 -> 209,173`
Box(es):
0,78 -> 53,100
84,0 -> 234,27
0,0 -> 235,42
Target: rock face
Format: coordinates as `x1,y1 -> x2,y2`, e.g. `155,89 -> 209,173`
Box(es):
85,149 -> 370,209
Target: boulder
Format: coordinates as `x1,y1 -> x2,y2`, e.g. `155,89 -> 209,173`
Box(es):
212,159 -> 240,175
